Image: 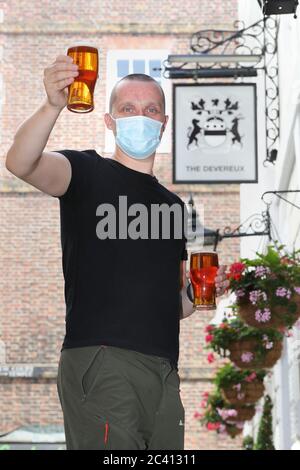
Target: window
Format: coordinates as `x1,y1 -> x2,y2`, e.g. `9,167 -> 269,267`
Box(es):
105,49 -> 171,154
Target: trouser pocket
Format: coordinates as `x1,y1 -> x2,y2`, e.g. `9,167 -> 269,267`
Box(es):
80,345 -> 107,400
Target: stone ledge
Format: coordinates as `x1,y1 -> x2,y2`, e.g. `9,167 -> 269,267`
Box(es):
0,365 -> 58,381
178,367 -> 215,381
0,186 -> 240,196
0,364 -> 214,382
0,23 -> 232,35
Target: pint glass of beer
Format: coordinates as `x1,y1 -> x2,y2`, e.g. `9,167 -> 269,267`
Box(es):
67,43 -> 99,113
190,251 -> 219,310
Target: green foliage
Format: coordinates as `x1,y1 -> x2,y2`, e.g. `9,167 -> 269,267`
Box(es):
226,244 -> 300,330
242,435 -> 254,450
200,388 -> 225,426
213,363 -> 266,389
254,394 -> 275,450
198,388 -> 244,438
206,318 -> 284,359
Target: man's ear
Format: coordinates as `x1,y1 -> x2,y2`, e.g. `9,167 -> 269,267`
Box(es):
160,115 -> 169,137
104,112 -> 115,131
161,115 -> 169,133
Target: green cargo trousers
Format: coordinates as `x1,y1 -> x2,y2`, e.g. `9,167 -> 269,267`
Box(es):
57,344 -> 185,450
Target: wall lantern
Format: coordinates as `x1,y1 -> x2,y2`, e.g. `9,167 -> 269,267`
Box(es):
257,0 -> 299,17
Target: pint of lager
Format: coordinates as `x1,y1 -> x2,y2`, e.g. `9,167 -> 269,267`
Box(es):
67,44 -> 99,113
190,251 -> 219,310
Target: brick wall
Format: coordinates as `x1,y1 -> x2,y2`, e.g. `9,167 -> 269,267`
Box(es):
0,0 -> 241,449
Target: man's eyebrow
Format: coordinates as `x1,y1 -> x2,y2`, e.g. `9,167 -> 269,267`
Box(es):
117,101 -> 162,108
117,101 -> 135,107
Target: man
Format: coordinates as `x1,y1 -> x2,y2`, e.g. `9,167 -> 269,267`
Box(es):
5,54 -> 229,450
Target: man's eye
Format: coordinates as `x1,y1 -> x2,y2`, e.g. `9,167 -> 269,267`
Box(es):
124,107 -> 133,112
148,108 -> 158,113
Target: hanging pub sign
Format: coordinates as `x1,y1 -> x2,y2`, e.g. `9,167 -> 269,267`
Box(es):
173,83 -> 258,184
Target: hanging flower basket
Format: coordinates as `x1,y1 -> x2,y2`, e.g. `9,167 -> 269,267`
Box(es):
228,337 -> 283,369
237,293 -> 300,329
226,244 -> 300,331
205,318 -> 284,369
222,380 -> 265,405
195,388 -> 246,439
225,424 -> 244,438
229,405 -> 256,422
213,363 -> 266,406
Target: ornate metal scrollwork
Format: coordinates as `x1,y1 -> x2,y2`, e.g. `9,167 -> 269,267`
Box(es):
219,210 -> 271,241
186,193 -> 272,250
191,17 -> 279,165
190,19 -> 265,67
163,17 -> 279,166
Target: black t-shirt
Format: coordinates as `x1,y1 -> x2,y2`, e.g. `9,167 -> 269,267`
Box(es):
52,149 -> 188,369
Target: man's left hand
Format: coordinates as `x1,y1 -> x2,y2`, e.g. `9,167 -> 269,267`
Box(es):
215,265 -> 230,297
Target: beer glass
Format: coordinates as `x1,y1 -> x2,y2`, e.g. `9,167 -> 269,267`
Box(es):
67,43 -> 99,113
190,251 -> 219,310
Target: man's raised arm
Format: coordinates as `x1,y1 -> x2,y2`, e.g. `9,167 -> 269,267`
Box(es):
5,54 -> 80,197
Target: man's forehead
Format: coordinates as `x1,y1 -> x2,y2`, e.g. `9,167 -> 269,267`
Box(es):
114,80 -> 163,105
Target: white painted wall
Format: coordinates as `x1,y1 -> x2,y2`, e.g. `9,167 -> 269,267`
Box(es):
238,0 -> 300,450
238,1 -> 276,260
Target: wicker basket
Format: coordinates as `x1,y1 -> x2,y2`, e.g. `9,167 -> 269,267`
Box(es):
222,380 -> 265,405
227,405 -> 256,422
237,294 -> 300,329
225,424 -> 243,438
228,338 -> 283,369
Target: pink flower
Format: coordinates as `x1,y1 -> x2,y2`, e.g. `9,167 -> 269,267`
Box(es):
207,353 -> 215,364
235,289 -> 246,298
202,391 -> 210,398
263,334 -> 273,349
233,383 -> 242,392
205,334 -> 214,343
237,392 -> 245,400
294,318 -> 300,330
294,287 -> 300,295
249,290 -> 267,305
228,262 -> 246,281
236,422 -> 244,429
217,408 -> 237,421
207,422 -> 221,431
241,352 -> 254,363
205,325 -> 214,333
276,287 -> 292,299
255,308 -> 271,323
200,400 -> 207,408
254,266 -> 271,278
245,372 -> 257,383
219,424 -> 227,434
227,409 -> 238,417
194,411 -> 202,419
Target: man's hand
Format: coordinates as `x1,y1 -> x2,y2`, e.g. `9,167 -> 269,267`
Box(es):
179,260 -> 196,320
215,265 -> 230,297
179,262 -> 230,320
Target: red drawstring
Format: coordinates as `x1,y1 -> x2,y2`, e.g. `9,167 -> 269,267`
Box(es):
104,422 -> 109,445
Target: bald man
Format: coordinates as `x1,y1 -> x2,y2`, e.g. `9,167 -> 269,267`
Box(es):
6,54 -> 229,450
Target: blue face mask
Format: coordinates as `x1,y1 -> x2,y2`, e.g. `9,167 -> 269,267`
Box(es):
111,115 -> 163,160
